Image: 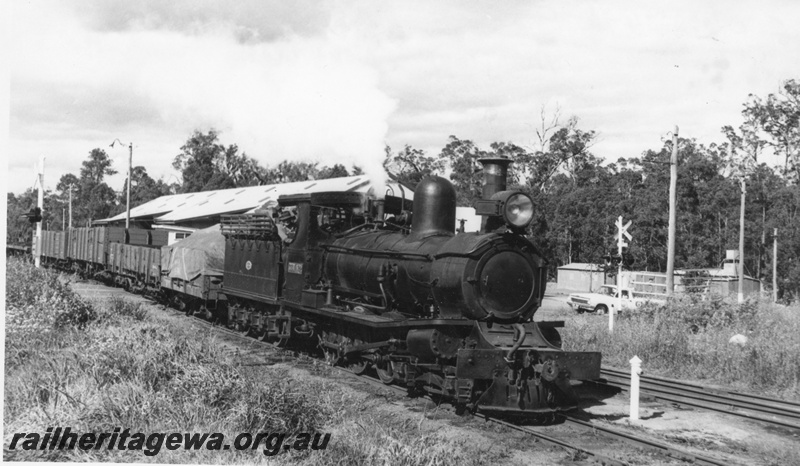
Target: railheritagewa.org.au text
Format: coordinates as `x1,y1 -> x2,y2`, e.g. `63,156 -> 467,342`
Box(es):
8,427 -> 331,456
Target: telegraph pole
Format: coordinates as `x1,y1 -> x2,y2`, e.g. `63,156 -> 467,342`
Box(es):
738,178 -> 746,304
110,139 -> 133,228
68,183 -> 74,228
773,228 -> 778,303
127,142 -> 132,229
35,157 -> 45,268
666,126 -> 678,296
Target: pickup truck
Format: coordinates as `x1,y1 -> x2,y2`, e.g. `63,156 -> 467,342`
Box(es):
567,285 -> 654,314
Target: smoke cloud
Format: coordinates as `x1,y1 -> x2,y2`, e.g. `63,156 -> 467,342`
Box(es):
10,1 -> 395,192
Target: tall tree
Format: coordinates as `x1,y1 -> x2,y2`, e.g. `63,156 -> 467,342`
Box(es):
383,144 -> 445,189
524,116 -> 598,193
439,136 -> 533,206
743,79 -> 800,178
113,166 -> 173,216
173,130 -> 230,193
80,149 -> 117,184
7,191 -> 36,242
439,136 -> 485,206
317,164 -> 352,180
66,148 -> 120,225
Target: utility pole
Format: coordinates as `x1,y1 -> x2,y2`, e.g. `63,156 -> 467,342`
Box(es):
68,183 -> 74,228
127,142 -> 132,229
666,126 -> 678,296
35,156 -> 45,268
110,139 -> 133,229
773,228 -> 778,303
738,178 -> 746,304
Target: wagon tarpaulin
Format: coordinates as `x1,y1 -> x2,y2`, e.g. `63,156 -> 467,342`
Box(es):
161,225 -> 225,281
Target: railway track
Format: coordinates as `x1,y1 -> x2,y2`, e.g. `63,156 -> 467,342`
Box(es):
599,366 -> 800,431
345,373 -> 736,465
68,279 -> 744,466
337,368 -> 734,465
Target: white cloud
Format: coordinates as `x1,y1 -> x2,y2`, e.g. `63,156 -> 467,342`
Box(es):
9,1 -> 395,193
7,0 -> 800,194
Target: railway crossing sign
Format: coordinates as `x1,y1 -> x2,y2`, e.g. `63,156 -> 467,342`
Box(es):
615,216 -> 632,249
610,216 -> 631,334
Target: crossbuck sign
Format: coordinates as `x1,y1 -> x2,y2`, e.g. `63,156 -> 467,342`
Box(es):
615,216 -> 632,251
610,216 -> 632,333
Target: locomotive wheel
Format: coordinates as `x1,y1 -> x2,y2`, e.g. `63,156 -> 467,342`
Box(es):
235,322 -> 250,336
261,332 -> 289,348
175,299 -> 188,314
346,357 -> 370,375
376,360 -> 395,384
595,304 -> 608,315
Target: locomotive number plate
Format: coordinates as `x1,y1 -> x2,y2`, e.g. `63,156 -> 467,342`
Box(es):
288,262 -> 303,274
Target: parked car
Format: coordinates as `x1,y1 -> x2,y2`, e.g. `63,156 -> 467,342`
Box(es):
568,284 -> 657,314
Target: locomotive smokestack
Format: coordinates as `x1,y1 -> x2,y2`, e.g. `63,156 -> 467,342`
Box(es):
411,176 -> 456,238
478,156 -> 512,200
478,156 -> 513,233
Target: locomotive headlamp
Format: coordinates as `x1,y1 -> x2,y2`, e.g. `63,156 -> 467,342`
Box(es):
475,190 -> 534,231
503,193 -> 533,228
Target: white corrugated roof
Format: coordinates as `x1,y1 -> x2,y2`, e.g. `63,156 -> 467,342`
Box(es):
96,176 -> 413,225
95,192 -> 200,223
557,262 -> 604,271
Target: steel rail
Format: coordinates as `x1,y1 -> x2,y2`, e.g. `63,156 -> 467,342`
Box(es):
602,367 -> 800,412
351,369 -> 735,466
473,413 -> 628,466
559,415 -> 731,466
343,372 -> 629,466
599,367 -> 800,431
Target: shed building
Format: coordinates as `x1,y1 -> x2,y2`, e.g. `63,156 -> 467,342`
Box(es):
556,263 -> 606,293
95,176 -> 413,244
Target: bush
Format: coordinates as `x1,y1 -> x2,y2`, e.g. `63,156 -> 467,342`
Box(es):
562,295 -> 800,398
5,257 -> 96,340
104,296 -> 149,322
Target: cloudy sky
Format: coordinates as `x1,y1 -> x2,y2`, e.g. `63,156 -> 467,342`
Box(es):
5,0 -> 800,195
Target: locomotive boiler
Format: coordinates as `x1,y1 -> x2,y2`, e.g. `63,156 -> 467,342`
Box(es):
325,174 -> 543,324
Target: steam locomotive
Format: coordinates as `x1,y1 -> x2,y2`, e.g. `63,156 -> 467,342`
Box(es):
32,157 -> 601,416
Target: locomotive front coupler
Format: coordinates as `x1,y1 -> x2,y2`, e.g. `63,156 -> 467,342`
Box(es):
503,323 -> 527,363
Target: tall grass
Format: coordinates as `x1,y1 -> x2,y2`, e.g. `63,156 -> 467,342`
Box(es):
4,258 -> 343,462
562,294 -> 800,399
4,258 -> 527,464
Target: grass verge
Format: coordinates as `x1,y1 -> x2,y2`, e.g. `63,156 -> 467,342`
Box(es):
5,258 -> 537,464
561,293 -> 800,399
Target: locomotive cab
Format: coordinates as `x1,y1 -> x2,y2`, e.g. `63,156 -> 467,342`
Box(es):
277,191 -> 366,304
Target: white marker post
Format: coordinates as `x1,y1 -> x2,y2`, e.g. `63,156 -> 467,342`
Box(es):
611,216 -> 632,332
629,355 -> 643,421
